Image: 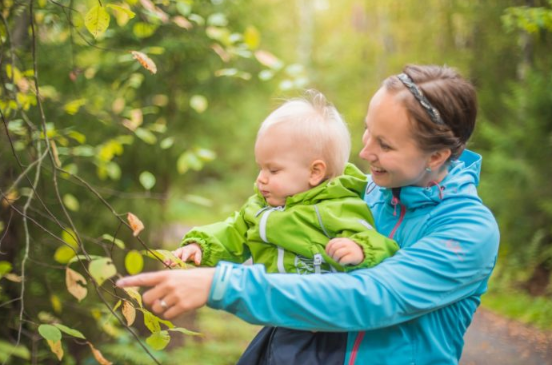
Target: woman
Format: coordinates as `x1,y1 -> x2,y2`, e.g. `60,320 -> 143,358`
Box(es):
117,64 -> 500,365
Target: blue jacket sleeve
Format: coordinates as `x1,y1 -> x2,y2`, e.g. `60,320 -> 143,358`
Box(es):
207,204 -> 499,331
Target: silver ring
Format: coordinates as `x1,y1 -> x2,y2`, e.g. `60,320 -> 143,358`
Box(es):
160,299 -> 169,310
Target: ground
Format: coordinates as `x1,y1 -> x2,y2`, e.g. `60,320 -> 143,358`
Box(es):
461,308 -> 552,365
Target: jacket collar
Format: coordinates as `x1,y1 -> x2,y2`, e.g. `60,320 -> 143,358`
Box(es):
365,150 -> 482,210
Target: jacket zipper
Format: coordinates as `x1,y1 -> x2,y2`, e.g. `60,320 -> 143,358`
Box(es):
258,206 -> 287,273
348,195 -> 406,365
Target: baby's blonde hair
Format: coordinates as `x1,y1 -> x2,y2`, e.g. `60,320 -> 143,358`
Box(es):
257,90 -> 351,179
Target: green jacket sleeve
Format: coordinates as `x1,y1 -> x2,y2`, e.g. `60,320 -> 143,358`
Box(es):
317,197 -> 399,272
180,207 -> 251,267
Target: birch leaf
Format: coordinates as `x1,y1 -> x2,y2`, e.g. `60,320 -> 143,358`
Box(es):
127,213 -> 144,236
131,51 -> 157,74
66,268 -> 88,301
89,258 -> 117,286
88,342 -> 112,365
53,324 -> 86,339
46,340 -> 64,361
85,5 -> 110,39
125,250 -> 144,275
122,300 -> 136,326
146,330 -> 170,350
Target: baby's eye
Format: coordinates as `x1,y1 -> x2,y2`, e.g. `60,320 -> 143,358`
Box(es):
269,169 -> 279,174
380,141 -> 391,151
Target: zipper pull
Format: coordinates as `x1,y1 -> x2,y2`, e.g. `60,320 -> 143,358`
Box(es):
313,253 -> 323,274
391,196 -> 399,217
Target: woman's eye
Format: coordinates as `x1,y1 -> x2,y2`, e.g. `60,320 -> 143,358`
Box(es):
380,142 -> 391,151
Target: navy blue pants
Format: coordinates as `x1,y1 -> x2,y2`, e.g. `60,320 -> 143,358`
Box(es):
237,327 -> 347,365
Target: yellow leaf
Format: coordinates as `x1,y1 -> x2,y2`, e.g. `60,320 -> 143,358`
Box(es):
85,5 -> 110,39
127,213 -> 144,237
50,294 -> 62,314
125,250 -> 144,275
54,246 -> 76,264
46,340 -> 63,361
122,300 -> 136,326
131,51 -> 157,74
87,342 -> 112,365
123,287 -> 143,307
66,268 -> 88,302
244,26 -> 260,49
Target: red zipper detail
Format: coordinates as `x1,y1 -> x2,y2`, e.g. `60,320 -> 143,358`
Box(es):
348,331 -> 365,365
348,202 -> 406,365
389,204 -> 406,240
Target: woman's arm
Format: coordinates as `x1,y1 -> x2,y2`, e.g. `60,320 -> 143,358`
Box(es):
207,204 -> 499,331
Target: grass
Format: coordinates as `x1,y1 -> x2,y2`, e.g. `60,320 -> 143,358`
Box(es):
167,308 -> 261,365
481,289 -> 552,331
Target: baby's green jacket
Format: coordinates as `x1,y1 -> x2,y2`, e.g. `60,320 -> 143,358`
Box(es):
180,164 -> 399,274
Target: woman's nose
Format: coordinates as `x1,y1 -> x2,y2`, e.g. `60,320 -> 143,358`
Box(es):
359,135 -> 376,162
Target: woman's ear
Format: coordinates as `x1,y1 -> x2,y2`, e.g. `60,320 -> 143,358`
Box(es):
309,160 -> 327,187
428,148 -> 452,171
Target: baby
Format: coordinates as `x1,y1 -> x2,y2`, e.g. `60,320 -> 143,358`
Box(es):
171,91 -> 398,274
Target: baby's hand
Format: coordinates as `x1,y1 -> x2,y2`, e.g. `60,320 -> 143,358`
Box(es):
325,238 -> 364,266
167,244 -> 203,266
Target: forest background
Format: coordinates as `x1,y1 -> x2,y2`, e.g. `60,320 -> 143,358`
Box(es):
1,0 -> 551,364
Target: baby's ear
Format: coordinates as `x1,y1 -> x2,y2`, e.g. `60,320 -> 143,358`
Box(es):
309,160 -> 327,187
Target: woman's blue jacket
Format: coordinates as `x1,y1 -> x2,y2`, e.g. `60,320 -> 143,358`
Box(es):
207,150 -> 500,365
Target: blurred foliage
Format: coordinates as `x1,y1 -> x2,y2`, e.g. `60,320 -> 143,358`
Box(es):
1,0 -> 552,362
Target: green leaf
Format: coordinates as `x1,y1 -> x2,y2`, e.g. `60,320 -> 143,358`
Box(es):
54,246 -> 76,264
62,229 -> 78,248
189,95 -> 208,113
0,340 -> 30,361
141,309 -> 161,333
85,5 -> 110,39
146,331 -> 170,350
169,327 -> 202,337
101,234 -> 125,249
135,128 -> 157,144
125,250 -> 144,275
53,324 -> 86,339
89,258 -> 117,286
139,171 -> 156,190
63,99 -> 87,115
207,13 -> 228,27
67,131 -> 86,144
160,137 -> 174,149
0,261 -> 12,276
196,148 -> 216,161
38,324 -> 62,342
177,151 -> 203,175
176,2 -> 192,16
133,22 -> 158,38
106,162 -> 121,181
63,194 -> 79,212
106,4 -> 135,18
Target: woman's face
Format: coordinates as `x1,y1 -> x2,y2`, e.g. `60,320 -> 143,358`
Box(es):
359,87 -> 435,188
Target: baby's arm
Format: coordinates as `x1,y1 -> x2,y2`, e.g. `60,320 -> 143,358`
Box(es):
318,197 -> 399,271
171,243 -> 203,266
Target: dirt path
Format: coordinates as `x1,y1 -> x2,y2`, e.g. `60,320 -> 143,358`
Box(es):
461,308 -> 552,365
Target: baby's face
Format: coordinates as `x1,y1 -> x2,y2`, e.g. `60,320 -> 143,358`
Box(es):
254,125 -> 313,207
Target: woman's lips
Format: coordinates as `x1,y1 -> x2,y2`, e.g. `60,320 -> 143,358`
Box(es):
370,166 -> 386,175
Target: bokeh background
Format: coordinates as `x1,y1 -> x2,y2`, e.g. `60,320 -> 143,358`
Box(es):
1,0 -> 551,363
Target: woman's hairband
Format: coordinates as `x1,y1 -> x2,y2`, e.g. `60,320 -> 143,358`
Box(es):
397,73 -> 445,125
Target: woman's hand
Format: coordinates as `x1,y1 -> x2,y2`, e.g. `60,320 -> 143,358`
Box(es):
116,268 -> 215,319
167,243 -> 203,266
326,238 -> 365,265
